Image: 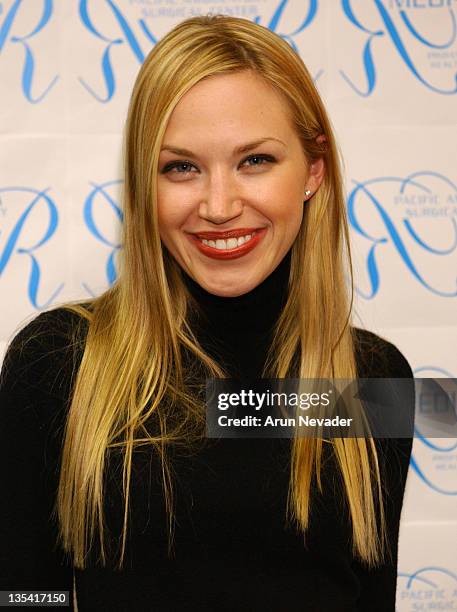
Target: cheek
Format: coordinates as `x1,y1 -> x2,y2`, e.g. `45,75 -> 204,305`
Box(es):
283,207 -> 304,241
274,196 -> 304,245
157,179 -> 199,216
264,178 -> 304,223
277,173 -> 305,224
156,206 -> 178,245
157,192 -> 187,233
267,169 -> 306,203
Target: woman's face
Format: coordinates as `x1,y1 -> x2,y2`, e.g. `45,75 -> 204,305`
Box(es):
157,69 -> 325,297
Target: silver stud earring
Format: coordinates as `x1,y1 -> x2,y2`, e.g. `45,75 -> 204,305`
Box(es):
304,189 -> 312,203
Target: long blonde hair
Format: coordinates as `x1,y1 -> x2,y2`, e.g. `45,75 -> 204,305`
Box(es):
55,15 -> 388,570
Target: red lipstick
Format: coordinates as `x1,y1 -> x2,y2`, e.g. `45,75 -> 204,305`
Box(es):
187,228 -> 267,260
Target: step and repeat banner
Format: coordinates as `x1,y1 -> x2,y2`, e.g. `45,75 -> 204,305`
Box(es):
0,1 -> 456,609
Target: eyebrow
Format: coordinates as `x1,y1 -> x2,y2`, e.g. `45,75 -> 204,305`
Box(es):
160,137 -> 286,156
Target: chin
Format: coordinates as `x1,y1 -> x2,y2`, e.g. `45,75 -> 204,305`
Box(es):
199,277 -> 257,298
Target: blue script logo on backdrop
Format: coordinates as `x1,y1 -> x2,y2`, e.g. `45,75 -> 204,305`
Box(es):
0,186 -> 63,307
341,0 -> 457,95
0,0 -> 58,102
82,179 -> 123,294
397,566 -> 457,608
1,0 -> 320,102
77,0 -> 319,102
410,366 -> 457,495
347,171 -> 457,298
78,0 -> 148,102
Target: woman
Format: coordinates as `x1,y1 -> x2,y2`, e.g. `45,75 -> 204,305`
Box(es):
0,15 -> 414,611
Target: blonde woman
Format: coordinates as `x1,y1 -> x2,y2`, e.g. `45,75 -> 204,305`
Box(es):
0,15 -> 414,611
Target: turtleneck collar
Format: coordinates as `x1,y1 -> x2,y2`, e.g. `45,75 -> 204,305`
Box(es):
181,247 -> 292,334
180,248 -> 292,379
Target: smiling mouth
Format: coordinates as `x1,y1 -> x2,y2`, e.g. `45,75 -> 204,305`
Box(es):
197,231 -> 256,250
190,227 -> 262,250
187,227 -> 267,259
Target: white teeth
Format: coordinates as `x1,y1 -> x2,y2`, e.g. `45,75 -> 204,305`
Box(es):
201,232 -> 255,250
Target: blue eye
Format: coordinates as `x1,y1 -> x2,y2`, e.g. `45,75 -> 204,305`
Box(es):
161,161 -> 196,174
243,154 -> 275,167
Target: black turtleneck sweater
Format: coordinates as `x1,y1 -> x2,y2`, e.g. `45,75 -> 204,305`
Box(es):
0,250 -> 414,611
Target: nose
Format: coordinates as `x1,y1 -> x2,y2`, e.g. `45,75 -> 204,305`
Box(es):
198,169 -> 243,224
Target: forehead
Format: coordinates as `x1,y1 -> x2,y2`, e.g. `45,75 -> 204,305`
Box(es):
162,70 -> 295,141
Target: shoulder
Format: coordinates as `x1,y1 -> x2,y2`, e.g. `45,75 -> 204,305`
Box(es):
352,327 -> 414,379
0,301 -> 93,398
351,327 -> 415,481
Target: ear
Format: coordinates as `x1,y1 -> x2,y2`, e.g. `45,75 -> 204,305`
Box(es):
305,157 -> 326,195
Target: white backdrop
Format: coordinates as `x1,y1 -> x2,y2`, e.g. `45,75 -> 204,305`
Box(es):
0,1 -> 456,609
